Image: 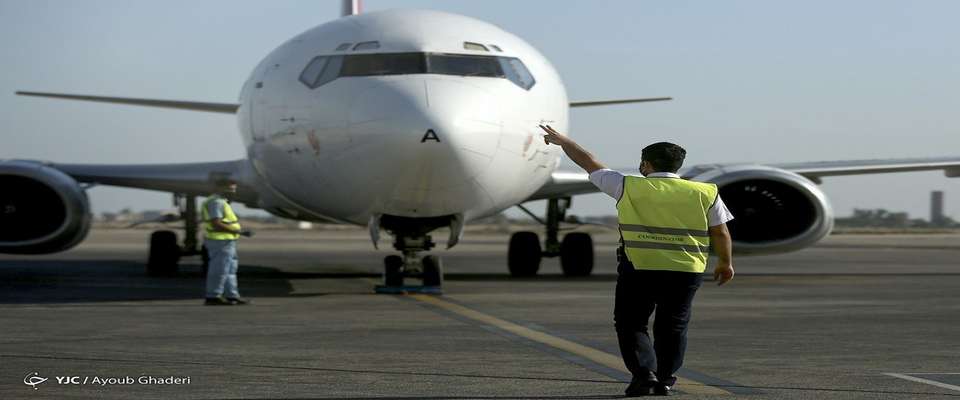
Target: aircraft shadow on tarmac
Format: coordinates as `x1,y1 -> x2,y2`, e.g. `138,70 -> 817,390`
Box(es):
0,260 -> 298,304
220,397 -> 624,400
0,260 -> 618,304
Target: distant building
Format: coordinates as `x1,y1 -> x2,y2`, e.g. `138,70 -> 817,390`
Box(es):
931,191 -> 946,227
140,210 -> 164,221
113,208 -> 136,222
834,209 -> 920,228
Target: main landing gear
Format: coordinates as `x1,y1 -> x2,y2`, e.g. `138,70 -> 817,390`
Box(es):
508,197 -> 594,277
146,194 -> 206,276
375,215 -> 451,294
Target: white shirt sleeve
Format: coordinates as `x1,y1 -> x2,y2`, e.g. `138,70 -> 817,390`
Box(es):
708,195 -> 735,227
588,169 -> 625,200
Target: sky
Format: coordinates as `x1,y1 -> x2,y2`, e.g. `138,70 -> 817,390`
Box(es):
1,0 -> 958,221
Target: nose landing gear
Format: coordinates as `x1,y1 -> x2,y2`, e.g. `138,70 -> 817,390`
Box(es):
375,215 -> 451,294
377,234 -> 443,293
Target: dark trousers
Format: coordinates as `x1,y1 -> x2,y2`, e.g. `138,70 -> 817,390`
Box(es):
614,259 -> 702,386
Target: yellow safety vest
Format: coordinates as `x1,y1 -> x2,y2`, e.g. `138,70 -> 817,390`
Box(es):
201,195 -> 241,241
616,176 -> 718,273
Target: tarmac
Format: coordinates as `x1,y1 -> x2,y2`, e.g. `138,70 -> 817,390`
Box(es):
1,228 -> 959,399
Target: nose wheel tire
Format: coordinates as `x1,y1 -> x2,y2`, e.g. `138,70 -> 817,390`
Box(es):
508,231 -> 542,277
146,230 -> 181,276
560,232 -> 594,277
422,255 -> 443,286
384,255 -> 404,287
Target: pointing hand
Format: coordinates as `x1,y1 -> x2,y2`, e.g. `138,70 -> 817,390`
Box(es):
539,125 -> 567,146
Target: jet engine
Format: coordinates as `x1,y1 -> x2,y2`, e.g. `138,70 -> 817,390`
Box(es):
691,165 -> 834,255
0,160 -> 92,254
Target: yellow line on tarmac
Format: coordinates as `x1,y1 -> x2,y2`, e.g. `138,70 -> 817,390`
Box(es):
409,294 -> 731,396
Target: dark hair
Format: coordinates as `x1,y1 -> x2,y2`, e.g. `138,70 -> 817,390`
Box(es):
641,142 -> 686,172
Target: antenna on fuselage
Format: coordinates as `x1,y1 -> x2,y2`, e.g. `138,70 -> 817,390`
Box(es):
341,0 -> 362,16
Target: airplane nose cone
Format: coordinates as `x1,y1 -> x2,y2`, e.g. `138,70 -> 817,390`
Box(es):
346,78 -> 502,216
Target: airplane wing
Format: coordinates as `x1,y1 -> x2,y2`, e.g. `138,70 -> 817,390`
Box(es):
48,160 -> 258,204
12,91 -> 258,201
15,91 -> 239,114
527,156 -> 960,201
569,97 -> 671,108
767,157 -> 960,179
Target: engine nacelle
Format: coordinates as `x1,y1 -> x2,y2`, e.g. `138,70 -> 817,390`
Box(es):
691,165 -> 834,255
0,160 -> 92,254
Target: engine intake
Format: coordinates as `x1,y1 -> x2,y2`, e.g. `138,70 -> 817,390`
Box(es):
0,161 -> 92,254
692,165 -> 834,255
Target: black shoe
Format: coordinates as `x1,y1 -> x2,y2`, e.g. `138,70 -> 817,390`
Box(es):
625,377 -> 657,397
653,383 -> 673,396
226,297 -> 250,305
204,297 -> 231,306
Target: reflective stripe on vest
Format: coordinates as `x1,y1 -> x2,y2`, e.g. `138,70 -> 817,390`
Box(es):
201,196 -> 241,241
616,176 -> 718,273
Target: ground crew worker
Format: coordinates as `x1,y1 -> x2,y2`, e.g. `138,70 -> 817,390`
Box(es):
202,179 -> 251,306
540,125 -> 734,396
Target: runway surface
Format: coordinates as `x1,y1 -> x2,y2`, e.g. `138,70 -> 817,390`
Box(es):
1,228 -> 959,399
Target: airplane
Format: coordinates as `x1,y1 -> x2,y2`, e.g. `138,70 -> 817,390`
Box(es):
3,1 -> 959,289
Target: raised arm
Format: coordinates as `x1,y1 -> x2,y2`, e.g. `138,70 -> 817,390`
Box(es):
539,125 -> 606,173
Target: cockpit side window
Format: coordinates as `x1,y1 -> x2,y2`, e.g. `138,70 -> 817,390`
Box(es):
463,42 -> 489,51
315,56 -> 343,87
299,56 -> 329,89
353,41 -> 380,50
335,43 -> 352,51
498,57 -> 536,90
299,55 -> 344,89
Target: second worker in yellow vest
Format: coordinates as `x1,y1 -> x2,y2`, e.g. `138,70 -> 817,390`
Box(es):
540,124 -> 734,397
202,179 -> 252,306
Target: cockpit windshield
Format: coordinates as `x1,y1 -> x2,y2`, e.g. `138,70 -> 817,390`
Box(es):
340,53 -> 425,77
428,54 -> 503,78
299,52 -> 536,90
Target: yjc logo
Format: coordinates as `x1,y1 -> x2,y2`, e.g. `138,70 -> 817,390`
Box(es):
56,376 -> 83,384
23,372 -> 47,390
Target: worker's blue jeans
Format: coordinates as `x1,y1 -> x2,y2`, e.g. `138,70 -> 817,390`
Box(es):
614,259 -> 702,386
205,239 -> 240,299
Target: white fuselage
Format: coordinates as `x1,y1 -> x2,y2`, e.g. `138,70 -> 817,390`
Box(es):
236,10 -> 568,225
